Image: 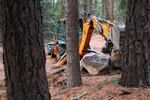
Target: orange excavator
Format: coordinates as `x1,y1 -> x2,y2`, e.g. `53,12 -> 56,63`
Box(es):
47,15 -> 119,66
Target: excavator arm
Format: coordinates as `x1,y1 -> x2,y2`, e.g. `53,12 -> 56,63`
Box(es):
57,20 -> 94,65
79,21 -> 94,56
55,16 -> 115,66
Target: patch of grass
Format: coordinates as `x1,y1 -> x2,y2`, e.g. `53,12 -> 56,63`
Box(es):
96,78 -> 120,90
110,78 -> 120,84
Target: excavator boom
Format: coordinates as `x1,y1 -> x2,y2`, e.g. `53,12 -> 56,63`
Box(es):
51,16 -> 116,66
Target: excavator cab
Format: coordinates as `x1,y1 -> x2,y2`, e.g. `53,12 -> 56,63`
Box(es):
47,19 -> 67,60
47,17 -> 83,61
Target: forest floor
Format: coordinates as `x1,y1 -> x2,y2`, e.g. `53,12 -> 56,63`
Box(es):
0,34 -> 150,100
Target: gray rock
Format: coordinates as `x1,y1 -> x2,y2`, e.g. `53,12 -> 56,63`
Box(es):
80,53 -> 110,75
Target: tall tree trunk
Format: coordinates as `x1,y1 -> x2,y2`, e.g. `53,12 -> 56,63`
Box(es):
109,0 -> 114,20
0,0 -> 2,43
121,0 -> 150,87
67,0 -> 82,88
102,0 -> 109,19
1,0 -> 51,100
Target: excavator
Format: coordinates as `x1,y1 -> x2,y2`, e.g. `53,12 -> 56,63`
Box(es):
47,15 -> 120,66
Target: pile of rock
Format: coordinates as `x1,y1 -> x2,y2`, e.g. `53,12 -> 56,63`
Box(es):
80,53 -> 110,75
80,52 -> 122,75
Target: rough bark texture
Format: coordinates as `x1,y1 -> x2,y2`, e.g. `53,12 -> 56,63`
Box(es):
67,0 -> 82,88
83,0 -> 88,20
119,28 -> 125,52
1,0 -> 51,100
121,0 -> 150,87
0,0 -> 2,43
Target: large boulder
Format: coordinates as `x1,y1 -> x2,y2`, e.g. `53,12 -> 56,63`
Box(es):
80,53 -> 110,75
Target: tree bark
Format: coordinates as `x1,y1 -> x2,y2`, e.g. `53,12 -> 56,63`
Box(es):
67,0 -> 82,88
102,0 -> 110,19
109,0 -> 114,20
121,0 -> 150,87
1,0 -> 51,100
0,0 -> 2,43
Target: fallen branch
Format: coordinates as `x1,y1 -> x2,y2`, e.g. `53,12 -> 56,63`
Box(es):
71,92 -> 88,100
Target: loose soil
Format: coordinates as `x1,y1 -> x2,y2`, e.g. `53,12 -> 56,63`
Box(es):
0,34 -> 150,100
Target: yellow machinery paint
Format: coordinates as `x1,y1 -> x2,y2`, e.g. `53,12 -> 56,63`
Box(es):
57,16 -> 114,66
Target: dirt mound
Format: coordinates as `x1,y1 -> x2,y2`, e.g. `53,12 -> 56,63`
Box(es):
48,73 -> 67,88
